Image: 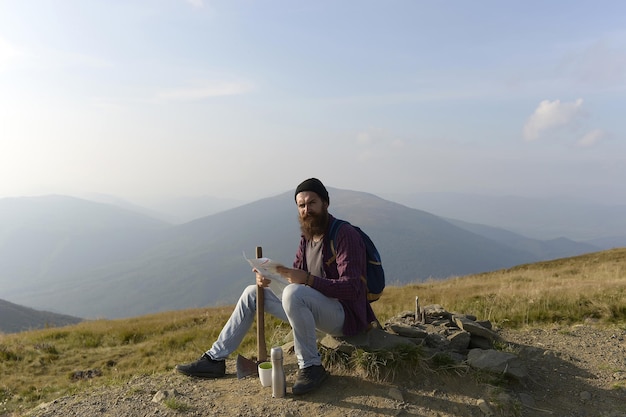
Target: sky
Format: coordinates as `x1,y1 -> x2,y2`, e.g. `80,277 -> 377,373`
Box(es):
1,0 -> 625,207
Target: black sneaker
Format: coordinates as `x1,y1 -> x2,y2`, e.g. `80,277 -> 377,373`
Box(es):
175,353 -> 226,378
292,365 -> 328,395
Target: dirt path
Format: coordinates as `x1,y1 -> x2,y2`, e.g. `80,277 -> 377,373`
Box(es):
22,324 -> 626,417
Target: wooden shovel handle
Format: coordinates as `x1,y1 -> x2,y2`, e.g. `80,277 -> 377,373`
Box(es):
256,246 -> 267,362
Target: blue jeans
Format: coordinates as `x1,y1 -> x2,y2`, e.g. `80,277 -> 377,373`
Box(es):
206,284 -> 345,369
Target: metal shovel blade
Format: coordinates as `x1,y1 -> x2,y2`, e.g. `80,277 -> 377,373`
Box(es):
236,354 -> 259,379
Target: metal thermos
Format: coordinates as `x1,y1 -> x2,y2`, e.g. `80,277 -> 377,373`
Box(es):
271,346 -> 286,398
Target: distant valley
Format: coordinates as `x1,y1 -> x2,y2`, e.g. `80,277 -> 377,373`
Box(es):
0,188 -> 615,321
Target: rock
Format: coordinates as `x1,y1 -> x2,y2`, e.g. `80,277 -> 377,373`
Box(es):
453,313 -> 477,321
152,390 -> 168,403
320,334 -> 349,352
324,302 -> 529,389
364,328 -> 417,350
447,330 -> 471,352
387,323 -> 428,339
476,320 -> 492,329
518,393 -> 535,407
321,327 -> 414,353
425,332 -> 450,349
152,389 -> 179,403
388,387 -> 404,402
281,341 -> 295,354
466,349 -> 528,380
468,335 -> 494,350
476,398 -> 493,415
422,304 -> 447,316
496,392 -> 512,406
453,316 -> 501,341
580,391 -> 592,402
397,311 -> 417,319
70,369 -> 102,381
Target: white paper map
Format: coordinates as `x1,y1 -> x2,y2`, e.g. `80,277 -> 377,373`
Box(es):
243,253 -> 290,298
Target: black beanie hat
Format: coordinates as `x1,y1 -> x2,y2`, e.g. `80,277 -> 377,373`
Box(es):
294,178 -> 329,203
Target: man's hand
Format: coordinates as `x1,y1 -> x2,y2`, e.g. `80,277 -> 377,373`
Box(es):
276,265 -> 308,285
253,269 -> 271,287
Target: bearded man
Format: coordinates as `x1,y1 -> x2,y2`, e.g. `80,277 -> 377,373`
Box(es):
176,178 -> 378,395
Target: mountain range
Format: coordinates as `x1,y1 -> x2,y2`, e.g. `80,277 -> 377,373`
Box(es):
0,298 -> 82,333
386,192 -> 626,244
0,189 -> 605,321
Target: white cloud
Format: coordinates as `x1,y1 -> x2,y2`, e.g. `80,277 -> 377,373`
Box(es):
523,98 -> 585,141
576,129 -> 606,147
155,80 -> 252,101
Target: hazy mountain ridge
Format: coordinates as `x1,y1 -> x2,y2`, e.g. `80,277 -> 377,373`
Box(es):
445,218 -> 598,260
148,195 -> 247,224
386,191 -> 626,244
0,298 -> 82,333
78,192 -> 247,224
0,195 -> 171,297
0,189 -> 608,320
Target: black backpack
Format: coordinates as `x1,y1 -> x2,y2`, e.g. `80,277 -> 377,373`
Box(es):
326,218 -> 385,302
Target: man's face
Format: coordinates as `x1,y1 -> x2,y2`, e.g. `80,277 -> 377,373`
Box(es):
296,191 -> 329,239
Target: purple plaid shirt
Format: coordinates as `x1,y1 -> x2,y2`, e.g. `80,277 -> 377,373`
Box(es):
293,214 -> 378,336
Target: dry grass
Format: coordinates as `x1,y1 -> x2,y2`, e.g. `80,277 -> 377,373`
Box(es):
372,248 -> 626,328
1,248 -> 625,414
321,342 -> 427,382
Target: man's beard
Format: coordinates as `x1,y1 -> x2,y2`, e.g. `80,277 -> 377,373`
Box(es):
299,208 -> 329,241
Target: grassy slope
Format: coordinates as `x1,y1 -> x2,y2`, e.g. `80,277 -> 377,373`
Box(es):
1,248 -> 625,414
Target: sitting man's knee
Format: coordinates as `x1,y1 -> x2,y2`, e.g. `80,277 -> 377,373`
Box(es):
238,284 -> 258,304
281,283 -> 306,307
243,284 -> 257,296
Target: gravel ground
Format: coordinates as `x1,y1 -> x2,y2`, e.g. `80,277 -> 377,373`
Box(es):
18,324 -> 626,417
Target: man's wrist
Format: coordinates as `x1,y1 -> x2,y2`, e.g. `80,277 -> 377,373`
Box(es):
306,272 -> 313,286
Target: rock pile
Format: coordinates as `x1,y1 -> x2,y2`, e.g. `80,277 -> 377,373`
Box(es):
320,303 -> 528,380
70,369 -> 103,381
